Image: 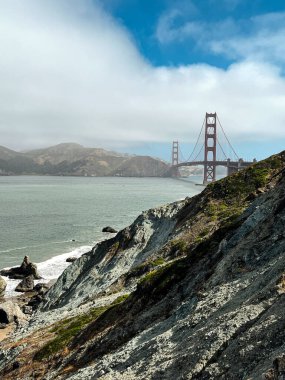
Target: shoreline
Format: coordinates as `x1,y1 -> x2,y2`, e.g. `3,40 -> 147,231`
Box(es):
0,246 -> 94,342
1,244 -> 93,298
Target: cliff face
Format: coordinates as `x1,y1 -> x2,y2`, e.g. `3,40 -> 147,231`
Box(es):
1,152 -> 285,380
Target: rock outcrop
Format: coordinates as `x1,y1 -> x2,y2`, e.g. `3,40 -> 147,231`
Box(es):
0,301 -> 26,325
15,275 -> 34,292
0,276 -> 6,296
0,256 -> 41,280
1,152 -> 285,380
102,226 -> 118,233
66,257 -> 77,263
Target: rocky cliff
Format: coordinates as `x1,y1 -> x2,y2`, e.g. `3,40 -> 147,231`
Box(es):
1,151 -> 285,379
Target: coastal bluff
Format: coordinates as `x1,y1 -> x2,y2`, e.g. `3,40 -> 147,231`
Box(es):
1,151 -> 285,379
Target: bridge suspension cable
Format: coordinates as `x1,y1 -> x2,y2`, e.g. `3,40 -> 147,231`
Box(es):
192,143 -> 205,162
217,137 -> 228,160
216,115 -> 239,160
184,116 -> 206,162
178,145 -> 186,163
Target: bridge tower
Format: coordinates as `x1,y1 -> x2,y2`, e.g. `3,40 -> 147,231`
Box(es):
172,140 -> 179,166
171,141 -> 180,177
203,112 -> 217,185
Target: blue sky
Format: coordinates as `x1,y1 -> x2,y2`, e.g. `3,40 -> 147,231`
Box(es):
99,0 -> 285,68
0,0 -> 285,162
95,0 -> 285,160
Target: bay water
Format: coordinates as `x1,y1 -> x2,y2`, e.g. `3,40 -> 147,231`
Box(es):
0,176 -> 202,295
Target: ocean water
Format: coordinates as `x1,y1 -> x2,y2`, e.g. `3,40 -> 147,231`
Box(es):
0,176 -> 202,296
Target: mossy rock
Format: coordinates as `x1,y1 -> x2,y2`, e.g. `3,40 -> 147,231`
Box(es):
34,295 -> 129,361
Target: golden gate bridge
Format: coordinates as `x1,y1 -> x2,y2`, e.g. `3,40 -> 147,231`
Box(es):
171,112 -> 256,184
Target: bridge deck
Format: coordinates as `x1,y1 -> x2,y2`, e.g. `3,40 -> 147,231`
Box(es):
174,160 -> 254,168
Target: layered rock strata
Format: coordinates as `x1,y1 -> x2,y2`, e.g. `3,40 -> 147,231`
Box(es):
1,152 -> 285,379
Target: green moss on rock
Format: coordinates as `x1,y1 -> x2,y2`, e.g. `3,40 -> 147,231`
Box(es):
34,295 -> 129,362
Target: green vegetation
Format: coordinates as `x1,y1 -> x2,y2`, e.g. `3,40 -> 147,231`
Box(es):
110,241 -> 120,253
139,268 -> 160,285
34,295 -> 129,361
210,155 -> 284,205
138,259 -> 187,294
128,257 -> 166,279
170,239 -> 188,254
205,200 -> 245,224
151,257 -> 165,266
111,293 -> 129,305
194,227 -> 212,244
33,153 -> 285,363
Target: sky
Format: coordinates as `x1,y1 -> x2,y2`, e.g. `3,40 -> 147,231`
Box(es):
0,0 -> 285,162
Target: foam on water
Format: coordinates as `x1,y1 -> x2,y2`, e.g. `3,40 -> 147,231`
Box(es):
3,245 -> 92,298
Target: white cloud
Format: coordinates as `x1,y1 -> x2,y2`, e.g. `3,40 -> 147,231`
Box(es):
0,0 -> 285,155
210,13 -> 285,64
156,1 -> 199,44
156,6 -> 285,65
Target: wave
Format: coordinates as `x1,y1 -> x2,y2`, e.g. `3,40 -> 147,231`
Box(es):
0,240 -> 76,254
2,244 -> 93,298
0,246 -> 28,254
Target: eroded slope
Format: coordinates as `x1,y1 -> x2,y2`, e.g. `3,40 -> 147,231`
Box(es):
1,152 -> 285,380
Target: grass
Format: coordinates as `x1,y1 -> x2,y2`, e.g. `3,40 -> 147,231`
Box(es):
209,155 -> 284,204
127,257 -> 166,279
34,294 -> 129,361
34,153 -> 285,363
111,294 -> 129,305
170,239 -> 188,254
138,260 -> 187,294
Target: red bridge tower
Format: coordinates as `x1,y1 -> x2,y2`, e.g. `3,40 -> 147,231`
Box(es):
203,113 -> 217,185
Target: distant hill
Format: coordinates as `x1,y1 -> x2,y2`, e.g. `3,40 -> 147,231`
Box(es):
0,143 -> 170,177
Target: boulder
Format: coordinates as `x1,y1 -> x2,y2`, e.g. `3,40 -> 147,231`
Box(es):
0,301 -> 27,324
27,294 -> 44,309
19,256 -> 41,279
0,276 -> 7,296
273,354 -> 285,376
66,257 -> 77,263
0,256 -> 41,279
15,275 -> 34,292
33,282 -> 50,295
102,226 -> 118,233
23,306 -> 33,315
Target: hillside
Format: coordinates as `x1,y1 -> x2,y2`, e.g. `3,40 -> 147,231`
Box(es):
0,144 -> 169,177
1,151 -> 285,379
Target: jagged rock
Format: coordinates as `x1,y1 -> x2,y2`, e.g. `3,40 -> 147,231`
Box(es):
0,256 -> 41,280
263,355 -> 285,379
0,276 -> 7,296
0,323 -> 7,329
1,152 -> 285,380
19,256 -> 41,279
0,301 -> 26,324
23,306 -> 33,315
66,257 -> 77,263
274,355 -> 285,378
15,275 -> 34,292
12,361 -> 20,370
33,283 -> 50,295
27,294 -> 45,309
102,226 -> 117,233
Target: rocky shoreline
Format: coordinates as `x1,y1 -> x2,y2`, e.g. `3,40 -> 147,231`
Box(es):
1,152 -> 285,379
0,257 -> 53,338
